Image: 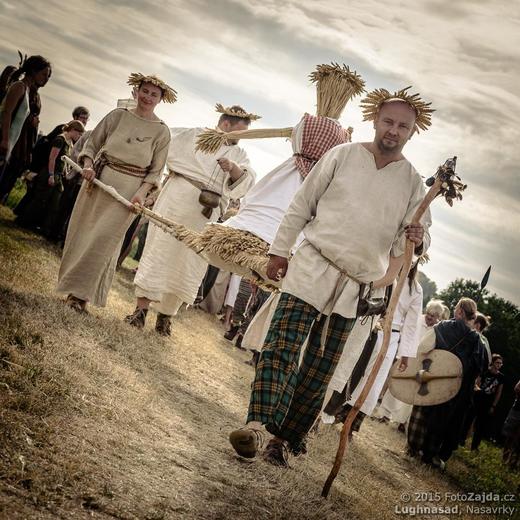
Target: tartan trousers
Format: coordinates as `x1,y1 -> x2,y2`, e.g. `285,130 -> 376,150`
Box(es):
247,292 -> 355,447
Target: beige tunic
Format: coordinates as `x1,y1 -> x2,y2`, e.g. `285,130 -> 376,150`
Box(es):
134,127 -> 255,308
57,109 -> 170,306
269,143 -> 432,318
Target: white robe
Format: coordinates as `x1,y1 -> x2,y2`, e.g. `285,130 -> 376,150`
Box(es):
134,127 -> 255,307
322,281 -> 423,420
375,316 -> 432,423
224,119 -> 305,244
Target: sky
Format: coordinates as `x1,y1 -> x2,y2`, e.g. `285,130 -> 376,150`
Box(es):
1,0 -> 519,305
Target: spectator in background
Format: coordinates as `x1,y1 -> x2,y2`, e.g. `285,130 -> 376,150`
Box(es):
474,313 -> 492,365
502,380 -> 520,470
0,65 -> 16,104
72,106 -> 89,126
407,297 -> 486,468
470,353 -> 504,451
16,121 -> 84,236
14,124 -> 63,221
0,55 -> 52,202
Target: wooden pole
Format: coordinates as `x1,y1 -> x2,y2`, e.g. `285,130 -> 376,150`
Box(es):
321,174 -> 446,498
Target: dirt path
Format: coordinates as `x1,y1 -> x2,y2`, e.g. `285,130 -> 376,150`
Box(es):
0,208 -> 485,519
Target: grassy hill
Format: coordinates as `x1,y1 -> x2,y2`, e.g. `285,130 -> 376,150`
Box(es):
0,206 -> 515,519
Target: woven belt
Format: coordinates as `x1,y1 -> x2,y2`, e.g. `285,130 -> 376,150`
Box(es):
307,241 -> 364,352
94,152 -> 148,179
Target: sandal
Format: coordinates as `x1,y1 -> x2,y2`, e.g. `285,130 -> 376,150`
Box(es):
65,294 -> 87,313
262,438 -> 289,468
124,307 -> 148,329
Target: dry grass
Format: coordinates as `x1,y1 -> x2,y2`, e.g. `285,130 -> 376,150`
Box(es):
0,206 -> 500,519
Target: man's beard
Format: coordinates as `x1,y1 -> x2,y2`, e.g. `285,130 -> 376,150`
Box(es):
227,138 -> 239,145
377,136 -> 401,154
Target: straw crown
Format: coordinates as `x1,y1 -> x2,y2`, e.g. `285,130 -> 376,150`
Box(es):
360,86 -> 434,132
127,73 -> 177,104
215,103 -> 261,121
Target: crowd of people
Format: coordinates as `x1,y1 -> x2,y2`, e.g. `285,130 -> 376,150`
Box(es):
0,54 -> 517,476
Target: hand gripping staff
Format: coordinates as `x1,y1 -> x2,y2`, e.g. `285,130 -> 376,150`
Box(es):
321,156 -> 466,498
61,156 -> 196,239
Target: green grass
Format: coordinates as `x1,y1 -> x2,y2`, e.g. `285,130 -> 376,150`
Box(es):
450,441 -> 519,497
5,178 -> 27,208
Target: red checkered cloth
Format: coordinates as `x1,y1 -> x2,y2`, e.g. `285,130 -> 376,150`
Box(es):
293,113 -> 350,178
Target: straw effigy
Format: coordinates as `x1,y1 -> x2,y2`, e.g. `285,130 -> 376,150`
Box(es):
190,62 -> 366,282
309,62 -> 365,119
196,62 -> 364,154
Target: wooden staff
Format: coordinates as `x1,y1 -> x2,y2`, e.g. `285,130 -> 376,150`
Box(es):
62,156 -> 193,239
322,157 -> 465,498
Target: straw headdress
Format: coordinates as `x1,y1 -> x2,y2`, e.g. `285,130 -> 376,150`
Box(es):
309,62 -> 365,119
360,86 -> 434,132
127,73 -> 177,103
215,103 -> 261,121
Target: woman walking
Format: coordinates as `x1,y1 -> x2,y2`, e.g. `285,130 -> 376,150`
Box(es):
57,73 -> 175,312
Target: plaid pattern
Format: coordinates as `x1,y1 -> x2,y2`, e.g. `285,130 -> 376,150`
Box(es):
293,114 -> 349,178
407,405 -> 428,457
247,293 -> 355,447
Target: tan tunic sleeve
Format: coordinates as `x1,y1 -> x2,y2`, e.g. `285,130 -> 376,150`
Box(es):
390,173 -> 432,257
78,109 -> 123,165
268,147 -> 340,258
143,124 -> 171,185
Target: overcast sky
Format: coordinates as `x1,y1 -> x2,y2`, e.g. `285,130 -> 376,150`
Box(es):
1,0 -> 519,304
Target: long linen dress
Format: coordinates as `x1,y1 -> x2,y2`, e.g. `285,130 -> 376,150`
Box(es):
57,108 -> 170,306
134,127 -> 255,314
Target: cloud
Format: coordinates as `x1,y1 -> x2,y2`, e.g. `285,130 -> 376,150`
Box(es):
2,0 -> 519,305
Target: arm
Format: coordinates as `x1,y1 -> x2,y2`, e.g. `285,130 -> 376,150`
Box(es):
0,82 -> 25,154
491,383 -> 503,411
391,175 -> 432,257
47,145 -> 61,187
269,148 -> 339,259
132,126 -> 171,205
266,148 -> 340,280
220,148 -> 256,199
373,255 -> 404,289
196,127 -> 293,154
78,110 -> 121,180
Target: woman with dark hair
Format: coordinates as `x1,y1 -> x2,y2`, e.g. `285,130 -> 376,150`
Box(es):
0,65 -> 16,104
0,55 -> 51,200
57,73 -> 174,313
16,121 -> 84,236
407,297 -> 487,468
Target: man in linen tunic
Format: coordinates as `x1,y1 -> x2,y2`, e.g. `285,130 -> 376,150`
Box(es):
130,110 -> 256,333
229,99 -> 432,465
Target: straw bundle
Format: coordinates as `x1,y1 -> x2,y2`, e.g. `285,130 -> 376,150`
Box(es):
196,127 -> 293,154
186,224 -> 278,290
309,63 -> 365,119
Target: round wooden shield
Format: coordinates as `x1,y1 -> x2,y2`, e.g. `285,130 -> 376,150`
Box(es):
388,350 -> 463,406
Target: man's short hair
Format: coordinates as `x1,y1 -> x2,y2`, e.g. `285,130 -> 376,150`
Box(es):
72,106 -> 89,119
218,105 -> 251,126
